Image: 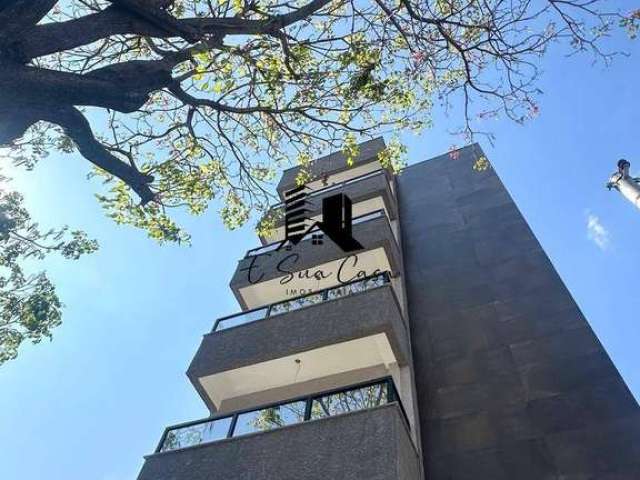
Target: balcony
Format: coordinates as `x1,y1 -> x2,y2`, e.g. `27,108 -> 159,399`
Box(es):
138,379 -> 421,480
277,137 -> 387,199
230,209 -> 402,309
260,169 -> 397,244
188,273 -> 410,414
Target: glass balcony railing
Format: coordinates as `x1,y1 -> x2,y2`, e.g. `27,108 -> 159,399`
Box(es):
213,272 -> 390,332
272,169 -> 388,211
246,208 -> 386,258
156,377 -> 406,453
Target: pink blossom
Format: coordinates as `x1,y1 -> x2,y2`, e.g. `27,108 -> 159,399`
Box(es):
412,51 -> 427,64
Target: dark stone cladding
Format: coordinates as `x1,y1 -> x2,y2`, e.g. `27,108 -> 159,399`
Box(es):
187,284 -> 410,413
261,169 -> 397,245
230,213 -> 402,309
137,404 -> 421,480
398,144 -> 640,479
277,137 -> 386,197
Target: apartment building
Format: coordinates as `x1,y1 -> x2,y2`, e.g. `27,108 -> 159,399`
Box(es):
137,138 -> 639,479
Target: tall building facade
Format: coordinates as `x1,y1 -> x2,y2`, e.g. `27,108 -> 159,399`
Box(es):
137,139 -> 640,480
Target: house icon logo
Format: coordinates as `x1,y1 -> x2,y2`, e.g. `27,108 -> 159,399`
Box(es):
277,184 -> 364,253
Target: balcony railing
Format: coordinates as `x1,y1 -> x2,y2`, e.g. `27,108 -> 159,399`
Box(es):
155,377 -> 406,454
246,208 -> 387,258
213,271 -> 390,332
271,169 -> 388,211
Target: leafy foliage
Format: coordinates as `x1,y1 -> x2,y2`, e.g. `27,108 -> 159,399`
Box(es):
0,0 -> 634,361
621,9 -> 640,39
0,181 -> 97,364
3,0 -> 633,242
472,155 -> 490,172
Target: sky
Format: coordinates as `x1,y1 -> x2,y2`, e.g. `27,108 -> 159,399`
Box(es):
1,15 -> 639,480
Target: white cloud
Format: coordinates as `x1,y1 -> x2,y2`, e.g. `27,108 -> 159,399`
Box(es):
586,211 -> 611,250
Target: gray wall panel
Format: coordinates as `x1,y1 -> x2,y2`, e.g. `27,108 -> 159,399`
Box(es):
398,145 -> 640,479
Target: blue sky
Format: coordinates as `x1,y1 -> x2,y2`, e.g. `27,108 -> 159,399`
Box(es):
1,21 -> 639,480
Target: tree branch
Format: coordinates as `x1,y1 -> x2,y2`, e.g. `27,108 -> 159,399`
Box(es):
0,109 -> 38,144
0,0 -> 57,45
39,107 -> 155,204
108,0 -> 201,43
16,0 -> 331,59
0,61 -> 173,113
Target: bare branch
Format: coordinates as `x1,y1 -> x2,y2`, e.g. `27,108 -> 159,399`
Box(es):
39,107 -> 155,204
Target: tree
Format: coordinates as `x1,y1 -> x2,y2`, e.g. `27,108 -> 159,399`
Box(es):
0,0 -> 637,361
0,178 -> 97,364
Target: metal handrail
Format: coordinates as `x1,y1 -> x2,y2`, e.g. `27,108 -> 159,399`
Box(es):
246,208 -> 386,257
213,271 -> 391,332
154,377 -> 408,454
271,169 -> 387,211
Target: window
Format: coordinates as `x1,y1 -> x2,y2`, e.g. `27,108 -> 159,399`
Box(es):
269,293 -> 324,316
233,401 -> 307,436
215,307 -> 268,331
310,382 -> 389,420
160,417 -> 232,452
